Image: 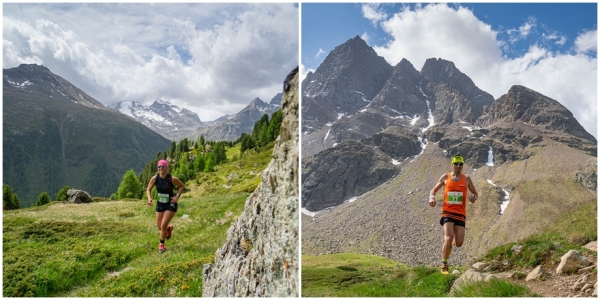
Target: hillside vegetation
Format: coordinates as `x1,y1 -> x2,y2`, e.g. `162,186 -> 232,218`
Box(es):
3,85 -> 171,207
3,110 -> 281,297
301,198 -> 596,297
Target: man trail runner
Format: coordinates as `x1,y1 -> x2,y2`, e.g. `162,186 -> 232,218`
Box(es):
429,155 -> 478,274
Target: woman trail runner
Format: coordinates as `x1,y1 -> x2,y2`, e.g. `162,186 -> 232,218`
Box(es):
146,159 -> 184,253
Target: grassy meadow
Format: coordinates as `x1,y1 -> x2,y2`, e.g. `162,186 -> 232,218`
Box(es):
301,193 -> 596,297
3,142 -> 275,297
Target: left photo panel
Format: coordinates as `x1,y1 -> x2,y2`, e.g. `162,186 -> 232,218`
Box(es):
3,3 -> 299,297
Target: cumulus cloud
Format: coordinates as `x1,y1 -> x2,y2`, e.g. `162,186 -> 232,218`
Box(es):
575,29 -> 597,54
300,63 -> 315,84
3,3 -> 298,122
362,3 -> 388,27
369,3 -> 597,138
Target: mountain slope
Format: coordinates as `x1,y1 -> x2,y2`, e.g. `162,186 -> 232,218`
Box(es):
4,64 -> 106,109
109,99 -> 203,141
3,65 -> 171,206
300,37 -> 596,269
188,97 -> 279,142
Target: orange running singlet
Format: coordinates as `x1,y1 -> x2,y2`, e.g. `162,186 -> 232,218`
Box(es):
442,172 -> 467,222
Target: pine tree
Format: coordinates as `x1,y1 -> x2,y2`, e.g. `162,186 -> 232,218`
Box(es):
11,193 -> 20,209
267,109 -> 283,141
56,186 -> 71,202
205,153 -> 216,172
194,154 -> 206,172
36,192 -> 51,206
117,169 -> 143,199
3,184 -> 19,210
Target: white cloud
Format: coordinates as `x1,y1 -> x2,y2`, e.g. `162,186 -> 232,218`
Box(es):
575,29 -> 597,54
361,31 -> 371,44
3,3 -> 298,122
370,3 -> 597,138
314,48 -> 326,59
300,63 -> 315,84
362,3 -> 388,27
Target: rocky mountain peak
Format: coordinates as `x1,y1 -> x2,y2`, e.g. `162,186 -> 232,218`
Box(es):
420,58 -> 494,125
476,85 -> 596,142
301,36 -> 393,133
108,99 -> 202,141
3,63 -> 106,110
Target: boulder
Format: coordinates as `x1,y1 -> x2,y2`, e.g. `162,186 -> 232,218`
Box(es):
450,269 -> 496,296
556,250 -> 589,274
526,265 -> 544,282
66,189 -> 93,204
593,286 -> 597,297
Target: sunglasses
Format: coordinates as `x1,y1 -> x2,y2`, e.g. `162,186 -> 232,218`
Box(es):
157,165 -> 167,169
453,163 -> 463,166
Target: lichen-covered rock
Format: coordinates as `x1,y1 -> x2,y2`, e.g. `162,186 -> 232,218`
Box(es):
202,67 -> 299,297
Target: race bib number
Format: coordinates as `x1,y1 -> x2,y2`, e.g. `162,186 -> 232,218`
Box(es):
447,191 -> 463,205
158,193 -> 170,203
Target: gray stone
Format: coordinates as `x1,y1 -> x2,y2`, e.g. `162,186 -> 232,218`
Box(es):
202,68 -> 299,297
582,241 -> 597,251
557,250 -> 590,274
66,189 -> 93,204
526,265 -> 544,282
452,270 -> 460,275
472,262 -> 488,271
582,284 -> 593,292
593,286 -> 597,297
577,265 -> 596,274
511,244 -> 524,255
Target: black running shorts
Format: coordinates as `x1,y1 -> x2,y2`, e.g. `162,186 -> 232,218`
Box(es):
440,216 -> 465,227
156,201 -> 178,213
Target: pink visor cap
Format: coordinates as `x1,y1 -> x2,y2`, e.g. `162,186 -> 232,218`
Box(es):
158,159 -> 168,167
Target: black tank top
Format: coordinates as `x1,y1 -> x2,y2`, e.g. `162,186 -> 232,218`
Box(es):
155,173 -> 174,197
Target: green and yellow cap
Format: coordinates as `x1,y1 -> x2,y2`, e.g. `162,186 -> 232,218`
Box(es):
451,155 -> 464,165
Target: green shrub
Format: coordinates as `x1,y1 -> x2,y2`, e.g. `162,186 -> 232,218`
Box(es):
36,192 -> 51,206
117,170 -> 142,200
56,186 -> 71,202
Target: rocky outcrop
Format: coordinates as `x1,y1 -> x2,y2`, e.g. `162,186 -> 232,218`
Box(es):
574,158 -> 597,190
202,67 -> 299,297
301,139 -> 398,211
361,127 -> 422,160
66,189 -> 93,204
476,85 -> 596,143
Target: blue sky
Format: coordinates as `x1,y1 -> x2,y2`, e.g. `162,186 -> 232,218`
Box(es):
4,3 -> 298,121
301,3 -> 597,138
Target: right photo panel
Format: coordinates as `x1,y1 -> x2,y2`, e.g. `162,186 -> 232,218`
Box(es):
300,3 -> 598,297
